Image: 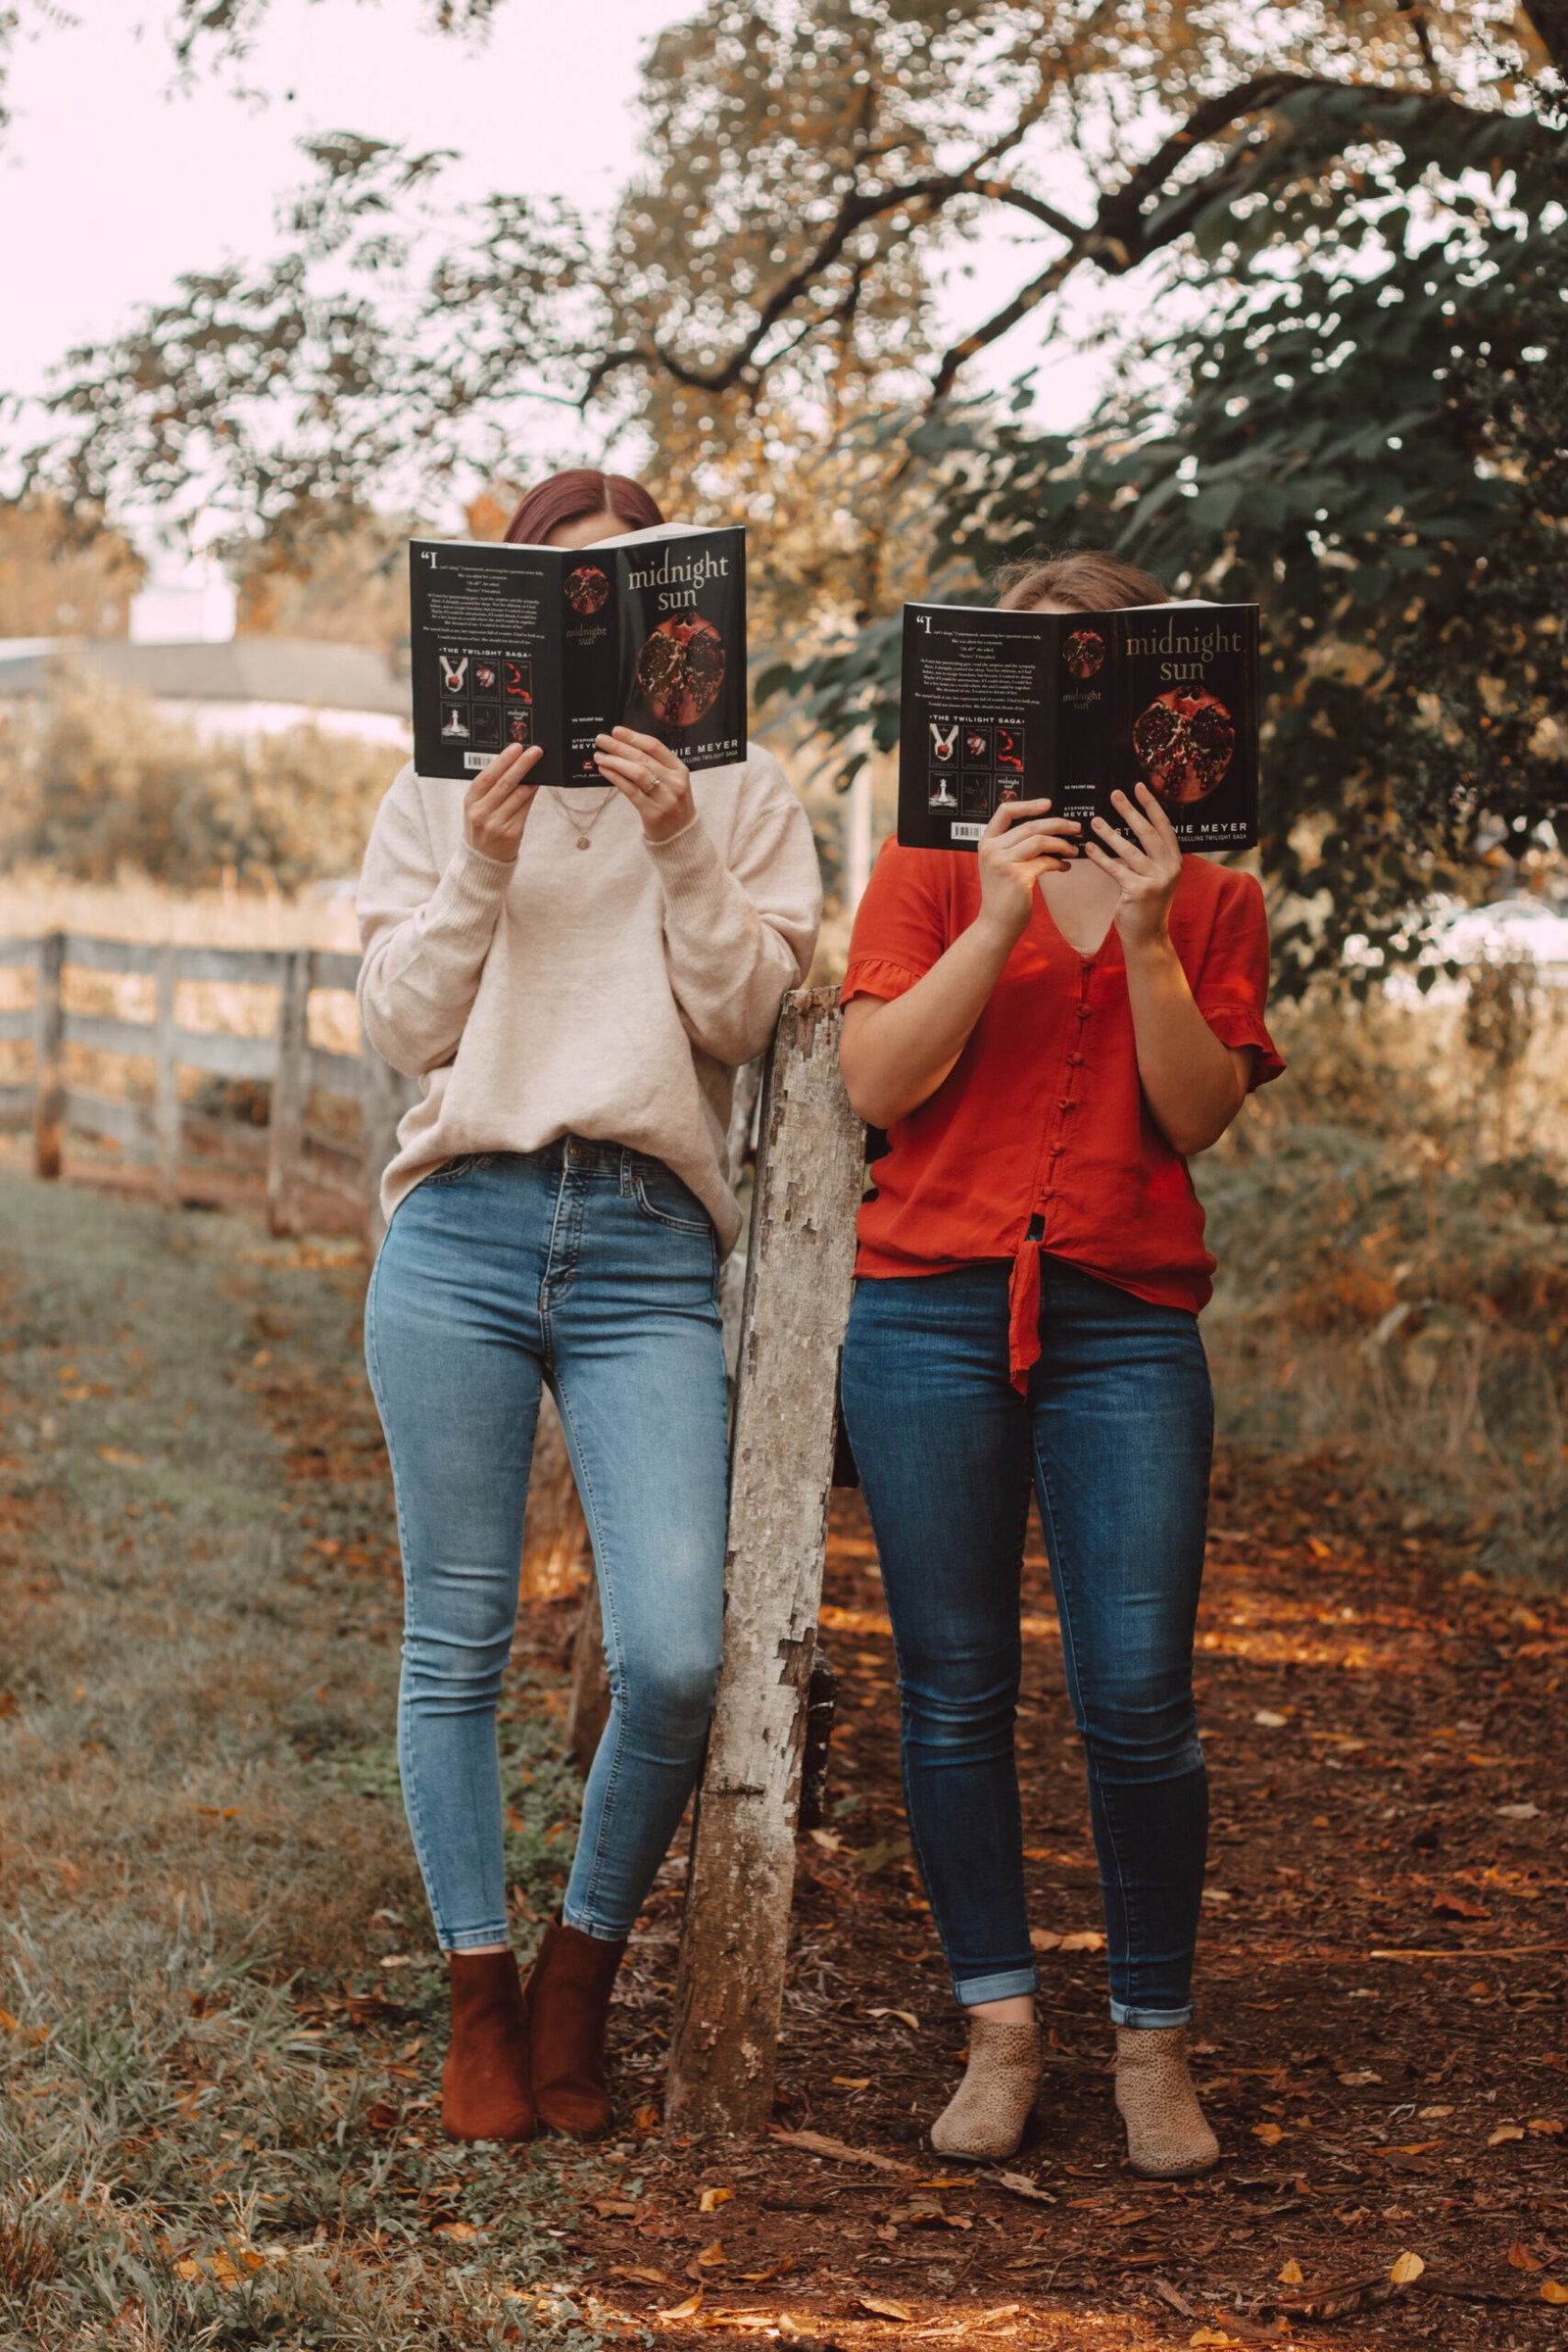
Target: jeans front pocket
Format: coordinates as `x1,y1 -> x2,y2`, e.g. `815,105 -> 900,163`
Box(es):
632,1157 -> 712,1236
423,1151 -> 498,1188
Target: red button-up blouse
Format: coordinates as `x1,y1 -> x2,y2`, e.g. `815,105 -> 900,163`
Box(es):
841,845 -> 1286,1392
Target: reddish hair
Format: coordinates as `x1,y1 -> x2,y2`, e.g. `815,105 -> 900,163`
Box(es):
504,467 -> 664,546
995,547 -> 1167,612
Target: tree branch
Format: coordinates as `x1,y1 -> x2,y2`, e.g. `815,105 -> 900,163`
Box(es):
586,68 -> 1535,416
926,72 -> 1543,403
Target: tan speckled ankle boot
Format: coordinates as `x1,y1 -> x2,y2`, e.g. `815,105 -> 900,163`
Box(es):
1114,2026 -> 1219,2178
930,2016 -> 1041,2161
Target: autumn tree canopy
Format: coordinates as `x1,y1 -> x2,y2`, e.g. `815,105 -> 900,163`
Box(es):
7,1 -> 1564,968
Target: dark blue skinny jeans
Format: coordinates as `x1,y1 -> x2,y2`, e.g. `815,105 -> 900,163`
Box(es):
840,1256 -> 1212,2027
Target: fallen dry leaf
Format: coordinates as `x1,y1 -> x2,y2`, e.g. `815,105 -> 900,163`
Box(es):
612,2265 -> 675,2288
695,2239 -> 725,2269
698,2186 -> 733,2214
857,2295 -> 914,2323
866,2006 -> 920,2031
1390,2252 -> 1425,2287
659,2286 -> 705,2321
1253,1709 -> 1289,1729
1251,2122 -> 1286,2146
1487,2124 -> 1525,2146
1277,2258 -> 1304,2285
1542,2281 -> 1568,2306
1528,2117 -> 1563,2135
433,2221 -> 478,2242
1188,2329 -> 1238,2348
1508,2243 -> 1542,2272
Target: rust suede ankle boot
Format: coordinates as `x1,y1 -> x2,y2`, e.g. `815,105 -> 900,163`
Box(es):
442,1949 -> 535,2142
522,1918 -> 627,2138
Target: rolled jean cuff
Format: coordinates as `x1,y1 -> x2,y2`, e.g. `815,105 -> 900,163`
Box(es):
441,1925 -> 514,1954
955,1965 -> 1039,2008
562,1899 -> 634,1943
1110,1997 -> 1195,2030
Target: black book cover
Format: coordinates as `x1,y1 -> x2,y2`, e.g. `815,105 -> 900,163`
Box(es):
409,525 -> 747,786
898,598 -> 1259,855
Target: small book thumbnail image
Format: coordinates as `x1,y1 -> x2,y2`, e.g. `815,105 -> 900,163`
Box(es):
929,770 -> 1024,819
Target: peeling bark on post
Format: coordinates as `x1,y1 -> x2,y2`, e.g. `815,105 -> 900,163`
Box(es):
32,931 -> 65,1181
666,987 -> 864,2133
267,947 -> 311,1239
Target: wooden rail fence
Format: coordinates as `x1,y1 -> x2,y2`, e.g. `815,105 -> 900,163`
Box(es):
0,929 -> 415,1241
0,934 -> 866,2133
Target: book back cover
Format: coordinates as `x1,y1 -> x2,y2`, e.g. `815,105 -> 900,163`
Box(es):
410,539 -> 561,782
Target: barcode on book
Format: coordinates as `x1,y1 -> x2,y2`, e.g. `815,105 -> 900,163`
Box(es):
951,821 -> 985,842
464,753 -> 489,771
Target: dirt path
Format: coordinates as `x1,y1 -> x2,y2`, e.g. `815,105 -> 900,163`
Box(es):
538,1463 -> 1568,2347
3,1172 -> 1564,2350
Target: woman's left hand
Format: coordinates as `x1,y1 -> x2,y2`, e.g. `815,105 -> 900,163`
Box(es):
594,727 -> 695,843
1082,782 -> 1183,951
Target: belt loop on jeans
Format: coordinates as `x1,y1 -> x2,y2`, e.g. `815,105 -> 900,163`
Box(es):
619,1148 -> 635,1197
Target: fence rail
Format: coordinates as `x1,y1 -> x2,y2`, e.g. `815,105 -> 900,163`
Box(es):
0,930 -> 413,1241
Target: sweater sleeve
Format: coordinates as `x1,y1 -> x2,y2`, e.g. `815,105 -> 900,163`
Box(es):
644,750 -> 823,1066
356,767 -> 515,1077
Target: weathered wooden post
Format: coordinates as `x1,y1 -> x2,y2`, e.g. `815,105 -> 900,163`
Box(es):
267,947 -> 312,1238
665,986 -> 864,2132
153,944 -> 181,1205
32,930 -> 66,1181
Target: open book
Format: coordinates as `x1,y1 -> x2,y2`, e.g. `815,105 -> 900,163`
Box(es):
409,524 -> 747,786
898,598 -> 1260,854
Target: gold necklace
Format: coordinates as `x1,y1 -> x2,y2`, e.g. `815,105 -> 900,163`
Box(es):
548,784 -> 616,851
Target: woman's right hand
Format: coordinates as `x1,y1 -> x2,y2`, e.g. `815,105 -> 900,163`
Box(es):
975,798 -> 1080,942
463,742 -> 544,862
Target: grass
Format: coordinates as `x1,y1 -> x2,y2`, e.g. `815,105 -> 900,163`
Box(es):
1199,987 -> 1568,1580
0,1176 -> 621,2349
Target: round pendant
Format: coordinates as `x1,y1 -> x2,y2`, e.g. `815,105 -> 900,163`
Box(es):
575,837 -> 590,851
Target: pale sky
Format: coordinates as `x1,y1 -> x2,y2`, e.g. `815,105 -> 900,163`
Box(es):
0,0 -> 1124,545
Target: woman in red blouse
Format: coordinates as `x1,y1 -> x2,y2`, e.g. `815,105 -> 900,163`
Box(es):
838,550 -> 1284,2176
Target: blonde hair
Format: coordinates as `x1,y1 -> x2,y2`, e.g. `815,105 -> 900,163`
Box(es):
994,548 -> 1167,612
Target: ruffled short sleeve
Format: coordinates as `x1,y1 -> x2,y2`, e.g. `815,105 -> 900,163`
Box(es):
840,840 -> 953,1007
1194,870 -> 1286,1091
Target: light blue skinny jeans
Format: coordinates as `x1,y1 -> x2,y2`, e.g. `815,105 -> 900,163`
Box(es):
365,1139 -> 729,1949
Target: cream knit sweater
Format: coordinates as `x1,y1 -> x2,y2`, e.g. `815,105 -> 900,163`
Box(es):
357,745 -> 822,1249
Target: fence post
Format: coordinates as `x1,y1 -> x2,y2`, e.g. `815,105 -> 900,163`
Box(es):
665,987 -> 863,2133
153,944 -> 181,1204
267,947 -> 312,1239
32,930 -> 65,1181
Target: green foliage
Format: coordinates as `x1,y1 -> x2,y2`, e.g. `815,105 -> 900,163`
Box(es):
0,663 -> 397,888
772,82 -> 1567,983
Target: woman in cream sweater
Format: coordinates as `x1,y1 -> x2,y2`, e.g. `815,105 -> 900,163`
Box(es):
359,468 -> 821,2143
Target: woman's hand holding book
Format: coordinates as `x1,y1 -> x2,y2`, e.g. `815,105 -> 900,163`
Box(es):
593,728 -> 697,843
1082,783 -> 1182,953
974,799 -> 1082,948
463,742 -> 543,863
